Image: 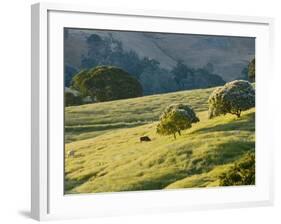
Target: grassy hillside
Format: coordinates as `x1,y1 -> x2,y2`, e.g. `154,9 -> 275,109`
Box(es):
65,88 -> 214,143
64,87 -> 255,194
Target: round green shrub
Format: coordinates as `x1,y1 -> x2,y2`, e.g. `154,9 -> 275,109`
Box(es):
208,80 -> 255,119
219,152 -> 255,186
71,66 -> 143,102
156,104 -> 199,139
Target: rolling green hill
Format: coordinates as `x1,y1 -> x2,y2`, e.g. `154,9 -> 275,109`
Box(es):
65,88 -> 214,143
64,87 -> 255,194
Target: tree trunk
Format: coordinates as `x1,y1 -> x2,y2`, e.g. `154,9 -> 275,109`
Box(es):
173,133 -> 176,139
236,111 -> 241,118
178,130 -> 181,136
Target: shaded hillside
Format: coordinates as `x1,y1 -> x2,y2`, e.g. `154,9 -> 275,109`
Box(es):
64,28 -> 255,88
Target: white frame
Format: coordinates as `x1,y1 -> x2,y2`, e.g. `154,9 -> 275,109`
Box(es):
31,2 -> 275,221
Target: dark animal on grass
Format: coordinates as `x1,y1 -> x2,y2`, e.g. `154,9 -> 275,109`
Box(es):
140,136 -> 151,142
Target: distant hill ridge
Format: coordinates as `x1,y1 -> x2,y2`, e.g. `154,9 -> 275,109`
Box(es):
64,29 -> 254,95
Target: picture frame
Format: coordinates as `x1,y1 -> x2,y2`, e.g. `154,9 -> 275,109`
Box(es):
31,2 -> 274,221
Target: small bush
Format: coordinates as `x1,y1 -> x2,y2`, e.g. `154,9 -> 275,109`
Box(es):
208,80 -> 255,119
219,152 -> 255,186
156,104 -> 199,139
65,92 -> 83,106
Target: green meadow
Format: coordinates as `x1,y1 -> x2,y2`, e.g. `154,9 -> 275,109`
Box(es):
64,87 -> 255,194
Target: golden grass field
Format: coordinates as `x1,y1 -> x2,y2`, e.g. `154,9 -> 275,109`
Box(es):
64,87 -> 255,194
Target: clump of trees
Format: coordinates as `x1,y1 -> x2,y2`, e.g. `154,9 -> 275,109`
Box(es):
71,66 -> 143,102
172,61 -> 225,90
81,34 -> 149,80
70,33 -> 226,95
156,104 -> 199,139
208,80 -> 255,119
219,152 -> 255,186
248,58 -> 255,82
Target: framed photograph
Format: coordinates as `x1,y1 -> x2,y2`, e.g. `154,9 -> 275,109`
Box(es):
31,2 -> 274,221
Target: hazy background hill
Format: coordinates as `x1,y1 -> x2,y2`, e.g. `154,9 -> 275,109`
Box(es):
64,28 -> 255,95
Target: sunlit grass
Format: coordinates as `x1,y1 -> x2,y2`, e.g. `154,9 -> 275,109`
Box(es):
65,88 -> 214,143
65,94 -> 255,194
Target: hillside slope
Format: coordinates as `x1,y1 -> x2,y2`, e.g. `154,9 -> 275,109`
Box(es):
65,87 -> 214,143
65,87 -> 255,193
65,29 -> 255,81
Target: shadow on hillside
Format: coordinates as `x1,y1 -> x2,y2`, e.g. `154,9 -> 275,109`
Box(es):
114,140 -> 255,192
191,111 -> 255,135
189,140 -> 255,171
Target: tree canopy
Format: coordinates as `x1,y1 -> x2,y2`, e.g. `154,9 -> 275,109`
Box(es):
71,66 -> 143,102
208,80 -> 255,119
172,61 -> 225,90
156,104 -> 199,139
